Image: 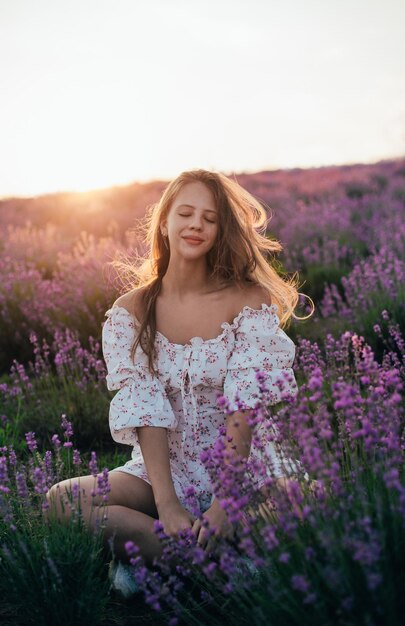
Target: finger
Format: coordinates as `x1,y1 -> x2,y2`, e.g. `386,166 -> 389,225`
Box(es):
191,519 -> 201,536
205,535 -> 218,554
205,539 -> 213,553
197,527 -> 207,548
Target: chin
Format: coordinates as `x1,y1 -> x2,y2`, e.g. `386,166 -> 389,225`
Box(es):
178,241 -> 212,256
181,251 -> 209,260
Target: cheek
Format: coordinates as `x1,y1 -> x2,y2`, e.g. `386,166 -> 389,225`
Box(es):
168,219 -> 181,233
209,225 -> 219,241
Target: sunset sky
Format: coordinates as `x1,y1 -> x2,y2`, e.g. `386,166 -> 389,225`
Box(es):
1,0 -> 404,198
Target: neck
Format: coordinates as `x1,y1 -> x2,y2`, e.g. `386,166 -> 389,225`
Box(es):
160,256 -> 214,299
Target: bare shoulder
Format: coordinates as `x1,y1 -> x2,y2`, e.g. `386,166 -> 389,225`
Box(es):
113,287 -> 146,320
232,282 -> 272,314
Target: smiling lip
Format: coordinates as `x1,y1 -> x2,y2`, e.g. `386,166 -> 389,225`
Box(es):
183,236 -> 204,243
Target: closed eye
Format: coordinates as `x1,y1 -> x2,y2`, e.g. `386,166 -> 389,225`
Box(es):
179,213 -> 216,223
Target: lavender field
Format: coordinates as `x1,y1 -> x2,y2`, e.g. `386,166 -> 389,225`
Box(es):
0,158 -> 404,625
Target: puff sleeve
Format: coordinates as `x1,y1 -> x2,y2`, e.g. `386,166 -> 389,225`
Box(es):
102,306 -> 178,446
223,304 -> 298,412
224,304 -> 300,479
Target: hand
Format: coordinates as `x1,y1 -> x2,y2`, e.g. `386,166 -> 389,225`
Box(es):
274,476 -> 318,521
191,498 -> 234,552
157,499 -> 195,538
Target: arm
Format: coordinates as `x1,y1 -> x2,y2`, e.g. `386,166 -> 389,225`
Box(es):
192,410 -> 292,548
224,409 -> 252,459
136,425 -> 178,508
191,410 -> 253,548
225,411 -> 293,492
136,426 -> 195,535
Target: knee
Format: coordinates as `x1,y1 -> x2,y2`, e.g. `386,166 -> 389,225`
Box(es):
46,482 -> 58,501
45,482 -> 65,513
46,479 -> 82,516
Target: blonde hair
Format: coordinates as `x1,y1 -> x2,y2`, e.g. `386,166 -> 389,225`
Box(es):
112,169 -> 313,375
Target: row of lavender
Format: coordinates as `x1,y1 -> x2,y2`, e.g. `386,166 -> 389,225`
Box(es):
1,163 -> 404,375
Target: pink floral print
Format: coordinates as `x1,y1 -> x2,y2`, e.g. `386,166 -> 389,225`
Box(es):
102,302 -> 298,513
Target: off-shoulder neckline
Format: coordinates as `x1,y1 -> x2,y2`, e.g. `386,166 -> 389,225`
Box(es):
105,302 -> 279,349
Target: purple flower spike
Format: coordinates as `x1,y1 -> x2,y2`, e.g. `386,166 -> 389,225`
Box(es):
153,519 -> 168,540
291,574 -> 310,593
279,552 -> 290,564
25,432 -> 38,453
88,451 -> 98,477
61,414 -> 74,445
95,467 -> 111,501
125,540 -> 140,556
0,456 -> 10,493
73,449 -> 82,466
51,434 -> 61,449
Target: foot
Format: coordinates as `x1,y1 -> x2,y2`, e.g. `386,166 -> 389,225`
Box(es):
229,556 -> 261,587
108,560 -> 140,599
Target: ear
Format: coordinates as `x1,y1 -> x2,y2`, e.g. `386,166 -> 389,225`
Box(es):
160,217 -> 167,231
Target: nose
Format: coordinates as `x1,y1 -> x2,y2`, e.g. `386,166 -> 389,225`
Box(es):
189,214 -> 203,230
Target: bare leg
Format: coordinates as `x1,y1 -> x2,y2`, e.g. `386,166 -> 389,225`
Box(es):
93,504 -> 162,564
46,472 -> 163,565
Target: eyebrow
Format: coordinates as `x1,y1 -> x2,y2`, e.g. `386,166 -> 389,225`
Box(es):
177,203 -> 217,214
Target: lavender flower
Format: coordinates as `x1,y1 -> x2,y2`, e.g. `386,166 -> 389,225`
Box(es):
72,449 -> 82,466
25,432 -> 38,453
60,414 -> 73,448
0,456 -> 10,493
88,451 -> 98,477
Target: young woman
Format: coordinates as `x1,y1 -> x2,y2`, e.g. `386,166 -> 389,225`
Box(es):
47,169 -> 307,590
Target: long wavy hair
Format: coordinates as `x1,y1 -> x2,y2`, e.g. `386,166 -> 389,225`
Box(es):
112,169 -> 313,376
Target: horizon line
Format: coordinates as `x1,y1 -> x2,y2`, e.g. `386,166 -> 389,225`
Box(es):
1,154 -> 404,202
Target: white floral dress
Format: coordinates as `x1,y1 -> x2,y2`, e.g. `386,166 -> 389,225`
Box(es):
102,303 -> 298,513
